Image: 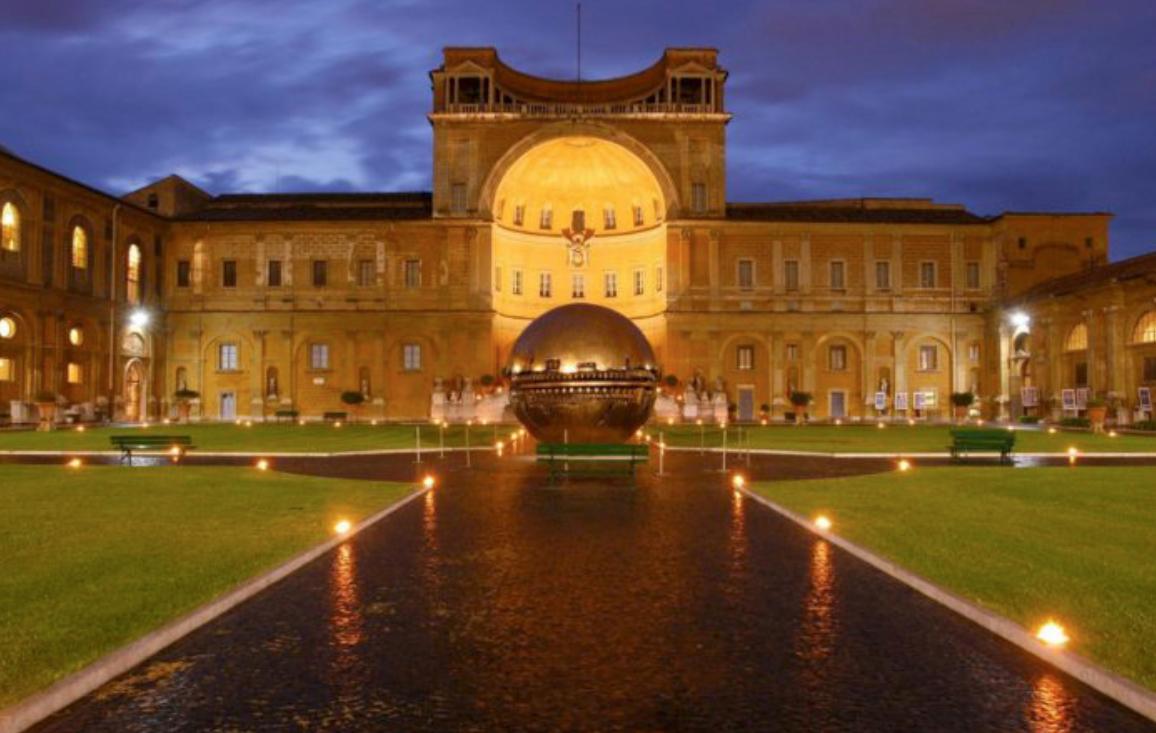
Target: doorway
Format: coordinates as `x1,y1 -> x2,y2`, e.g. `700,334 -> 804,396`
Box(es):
220,391 -> 237,421
829,390 -> 847,419
737,386 -> 755,422
124,361 -> 144,422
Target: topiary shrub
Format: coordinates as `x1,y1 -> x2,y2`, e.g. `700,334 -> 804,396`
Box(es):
1018,415 -> 1041,424
1132,420 -> 1156,432
340,391 -> 366,406
1059,417 -> 1090,428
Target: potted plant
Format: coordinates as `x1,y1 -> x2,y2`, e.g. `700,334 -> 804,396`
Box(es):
479,374 -> 495,394
34,389 -> 57,431
789,391 -> 812,424
949,392 -> 975,423
664,374 -> 679,393
174,388 -> 199,423
759,403 -> 771,420
340,390 -> 366,422
1086,395 -> 1108,433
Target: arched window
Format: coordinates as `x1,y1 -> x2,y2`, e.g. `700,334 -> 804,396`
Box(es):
175,366 -> 188,391
126,243 -> 142,304
265,366 -> 278,397
1,203 -> 19,252
1135,311 -> 1156,344
71,226 -> 88,269
1065,323 -> 1088,351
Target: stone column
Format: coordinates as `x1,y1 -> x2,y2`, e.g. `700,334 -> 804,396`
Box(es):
892,330 -> 907,413
863,329 -> 877,418
250,329 -> 266,420
708,229 -> 720,302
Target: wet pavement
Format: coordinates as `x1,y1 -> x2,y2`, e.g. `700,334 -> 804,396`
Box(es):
26,450 -> 1156,732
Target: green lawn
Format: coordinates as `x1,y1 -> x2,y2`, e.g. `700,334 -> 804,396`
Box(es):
0,466 -> 416,707
656,423 -> 1156,454
0,422 -> 514,454
751,467 -> 1156,690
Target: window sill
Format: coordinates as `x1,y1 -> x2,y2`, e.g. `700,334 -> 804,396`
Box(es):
216,369 -> 242,374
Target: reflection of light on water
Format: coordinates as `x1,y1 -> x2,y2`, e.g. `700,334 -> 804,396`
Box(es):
1028,673 -> 1073,733
725,488 -> 746,597
330,543 -> 363,651
424,489 -> 437,542
802,540 -> 835,660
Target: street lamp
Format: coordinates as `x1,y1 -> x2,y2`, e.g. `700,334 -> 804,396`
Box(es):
129,309 -> 150,329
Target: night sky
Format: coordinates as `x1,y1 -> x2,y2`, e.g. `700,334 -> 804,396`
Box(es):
2,0 -> 1154,259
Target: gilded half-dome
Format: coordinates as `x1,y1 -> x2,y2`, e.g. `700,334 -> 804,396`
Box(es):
506,304 -> 659,444
494,137 -> 665,236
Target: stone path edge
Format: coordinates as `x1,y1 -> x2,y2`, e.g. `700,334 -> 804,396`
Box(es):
663,446 -> 1156,459
0,447 -> 494,458
0,485 -> 432,733
738,486 -> 1156,724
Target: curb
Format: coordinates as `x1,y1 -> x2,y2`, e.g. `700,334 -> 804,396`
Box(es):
0,447 -> 495,459
662,446 -> 1156,459
0,485 -> 430,733
738,486 -> 1156,723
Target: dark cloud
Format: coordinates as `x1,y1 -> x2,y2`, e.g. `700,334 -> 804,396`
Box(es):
0,0 -> 1153,258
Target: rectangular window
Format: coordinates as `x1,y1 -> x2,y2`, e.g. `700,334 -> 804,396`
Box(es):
690,183 -> 707,214
785,343 -> 799,361
404,259 -> 421,289
829,261 -> 845,290
737,259 -> 754,289
603,207 -> 617,230
403,343 -> 422,371
313,260 -> 327,287
876,261 -> 891,289
918,344 -> 938,371
632,205 -> 644,227
512,269 -> 523,295
494,266 -> 502,292
513,205 -> 525,227
571,273 -> 585,299
604,271 -> 618,298
829,345 -> 848,372
67,362 -> 82,384
267,259 -> 282,287
450,182 -> 467,214
656,265 -> 663,292
539,272 -> 552,298
1144,357 -> 1156,382
222,260 -> 237,288
219,343 -> 238,371
737,345 -> 754,371
784,260 -> 799,291
310,343 -> 329,370
358,259 -> 374,287
920,262 -> 936,289
176,260 -> 190,288
966,261 -> 980,290
1075,362 -> 1089,387
0,357 -> 12,381
539,206 -> 553,230
634,269 -> 645,296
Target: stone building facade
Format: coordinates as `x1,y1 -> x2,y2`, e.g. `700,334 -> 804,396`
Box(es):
1,47 -> 1152,424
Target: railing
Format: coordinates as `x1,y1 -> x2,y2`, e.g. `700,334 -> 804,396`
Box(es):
440,102 -> 721,117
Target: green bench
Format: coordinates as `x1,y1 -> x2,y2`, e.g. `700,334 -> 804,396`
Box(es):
274,410 -> 299,423
110,435 -> 195,464
536,443 -> 649,485
322,411 -> 348,422
948,428 -> 1016,464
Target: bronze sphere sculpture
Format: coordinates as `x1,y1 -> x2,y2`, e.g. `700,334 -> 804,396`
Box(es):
505,304 -> 659,443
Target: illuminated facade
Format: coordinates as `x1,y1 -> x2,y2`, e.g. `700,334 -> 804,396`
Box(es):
1,47 -> 1152,424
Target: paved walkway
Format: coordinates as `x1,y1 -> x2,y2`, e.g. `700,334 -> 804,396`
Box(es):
28,451 -> 1156,732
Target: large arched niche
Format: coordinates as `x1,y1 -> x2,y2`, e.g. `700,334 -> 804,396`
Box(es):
489,133 -> 670,365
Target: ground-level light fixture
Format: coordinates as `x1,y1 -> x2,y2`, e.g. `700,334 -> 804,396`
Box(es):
898,459 -> 912,472
1067,447 -> 1078,457
129,309 -> 150,329
76,425 -> 86,432
334,520 -> 352,535
67,458 -> 82,468
256,459 -> 269,471
814,515 -> 832,531
423,475 -> 436,489
1109,430 -> 1118,438
169,445 -> 182,457
1048,427 -> 1057,435
1036,620 -> 1069,648
877,422 -> 885,429
371,419 -> 378,426
907,418 -> 916,426
731,474 -> 745,489
834,419 -> 842,426
334,421 -> 343,428
299,419 -> 306,426
162,418 -> 171,425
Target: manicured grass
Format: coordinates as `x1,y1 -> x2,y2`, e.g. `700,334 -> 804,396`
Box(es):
750,467 -> 1156,690
0,466 -> 416,707
656,423 -> 1156,454
0,422 -> 514,454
